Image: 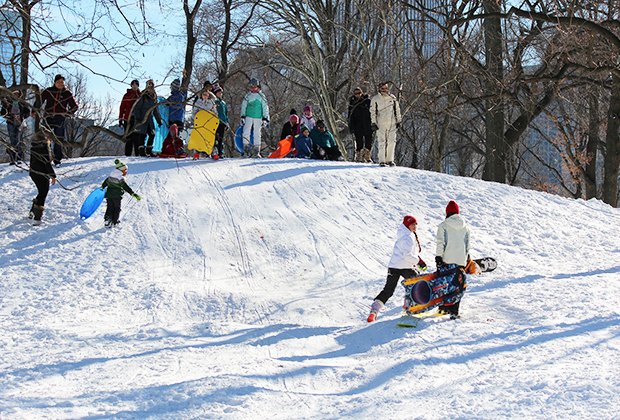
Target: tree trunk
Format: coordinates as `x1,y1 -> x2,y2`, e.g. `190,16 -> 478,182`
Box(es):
18,1 -> 32,85
603,75 -> 620,207
585,90 -> 599,199
481,0 -> 506,183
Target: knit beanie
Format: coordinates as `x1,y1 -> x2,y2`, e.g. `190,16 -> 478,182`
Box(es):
115,159 -> 128,172
300,125 -> 309,134
171,78 -> 181,91
446,200 -> 460,216
403,215 -> 417,228
289,114 -> 300,124
303,105 -> 312,113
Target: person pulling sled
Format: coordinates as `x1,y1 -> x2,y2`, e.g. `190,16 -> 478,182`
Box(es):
101,159 -> 141,227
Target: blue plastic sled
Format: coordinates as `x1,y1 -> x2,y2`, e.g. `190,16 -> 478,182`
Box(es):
152,96 -> 169,153
80,187 -> 106,220
234,125 -> 254,155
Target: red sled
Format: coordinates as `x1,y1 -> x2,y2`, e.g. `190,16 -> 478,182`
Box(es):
268,135 -> 294,158
158,124 -> 187,158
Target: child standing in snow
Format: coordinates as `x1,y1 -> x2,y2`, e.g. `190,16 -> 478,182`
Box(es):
368,215 -> 427,322
102,159 -> 141,228
435,200 -> 470,318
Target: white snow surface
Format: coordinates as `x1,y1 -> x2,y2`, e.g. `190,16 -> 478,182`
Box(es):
1,157 -> 619,419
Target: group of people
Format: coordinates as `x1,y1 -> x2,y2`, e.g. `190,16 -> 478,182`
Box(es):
0,74 -> 78,224
348,82 -> 402,167
114,77 -> 403,164
368,200 -> 471,322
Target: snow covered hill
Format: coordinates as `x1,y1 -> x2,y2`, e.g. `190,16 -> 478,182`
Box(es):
1,156 -> 619,419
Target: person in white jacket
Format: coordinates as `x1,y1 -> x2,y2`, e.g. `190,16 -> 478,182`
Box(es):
370,81 -> 401,167
435,200 -> 471,317
368,215 -> 428,322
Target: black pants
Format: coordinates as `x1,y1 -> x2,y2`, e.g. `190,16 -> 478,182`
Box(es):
104,197 -> 122,223
45,115 -> 66,164
214,124 -> 226,156
145,129 -> 155,156
125,132 -> 146,156
30,173 -> 50,206
375,268 -> 418,304
354,129 -> 373,151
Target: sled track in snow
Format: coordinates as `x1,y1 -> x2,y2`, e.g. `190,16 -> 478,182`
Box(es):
197,166 -> 269,325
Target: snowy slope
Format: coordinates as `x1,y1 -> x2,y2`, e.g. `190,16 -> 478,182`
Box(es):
0,157 -> 619,419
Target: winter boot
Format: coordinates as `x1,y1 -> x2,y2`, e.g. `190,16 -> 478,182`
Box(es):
354,150 -> 362,163
28,199 -> 36,219
367,299 -> 384,322
362,148 -> 371,163
32,204 -> 44,225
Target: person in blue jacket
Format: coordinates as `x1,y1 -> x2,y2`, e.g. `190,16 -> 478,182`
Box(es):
294,125 -> 313,158
167,78 -> 186,132
309,119 -> 342,160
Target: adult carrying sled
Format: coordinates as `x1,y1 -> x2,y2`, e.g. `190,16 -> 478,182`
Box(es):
79,187 -> 106,220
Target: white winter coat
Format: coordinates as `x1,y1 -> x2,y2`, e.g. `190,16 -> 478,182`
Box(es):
370,92 -> 401,129
388,224 -> 420,269
436,214 -> 470,267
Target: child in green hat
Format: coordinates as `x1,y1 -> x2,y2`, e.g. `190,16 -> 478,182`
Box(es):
101,159 -> 141,227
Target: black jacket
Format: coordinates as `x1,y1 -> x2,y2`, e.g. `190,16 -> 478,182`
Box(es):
29,141 -> 56,178
348,94 -> 372,134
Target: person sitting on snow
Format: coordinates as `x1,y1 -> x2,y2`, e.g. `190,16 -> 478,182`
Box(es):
294,125 -> 313,158
368,215 -> 427,322
309,119 -> 343,161
101,159 -> 141,228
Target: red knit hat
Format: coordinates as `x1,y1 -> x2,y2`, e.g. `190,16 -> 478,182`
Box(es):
403,215 -> 417,228
446,200 -> 460,216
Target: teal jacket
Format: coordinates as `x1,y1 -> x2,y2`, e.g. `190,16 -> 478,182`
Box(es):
240,91 -> 269,120
309,127 -> 336,149
215,98 -> 229,125
102,171 -> 136,199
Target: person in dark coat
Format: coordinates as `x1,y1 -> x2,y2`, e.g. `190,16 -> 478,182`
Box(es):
119,79 -> 140,130
127,79 -> 162,156
41,74 -> 78,166
28,132 -> 57,224
1,90 -> 29,164
280,109 -> 300,140
167,78 -> 186,131
348,87 -> 373,162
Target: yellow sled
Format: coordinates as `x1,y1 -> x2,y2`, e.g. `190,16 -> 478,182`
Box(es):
188,110 -> 219,154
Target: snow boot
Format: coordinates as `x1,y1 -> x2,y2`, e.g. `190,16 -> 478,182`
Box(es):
32,204 -> 44,225
367,299 -> 384,322
354,150 -> 363,163
362,148 -> 372,163
28,199 -> 36,219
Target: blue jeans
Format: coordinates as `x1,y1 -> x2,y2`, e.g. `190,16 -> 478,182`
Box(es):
6,122 -> 24,162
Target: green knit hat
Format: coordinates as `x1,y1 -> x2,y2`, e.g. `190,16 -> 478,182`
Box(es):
114,159 -> 128,172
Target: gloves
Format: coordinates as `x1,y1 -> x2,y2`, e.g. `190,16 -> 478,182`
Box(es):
371,123 -> 379,132
435,256 -> 444,268
262,118 -> 269,128
417,257 -> 427,271
132,193 -> 142,201
240,117 -> 245,126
